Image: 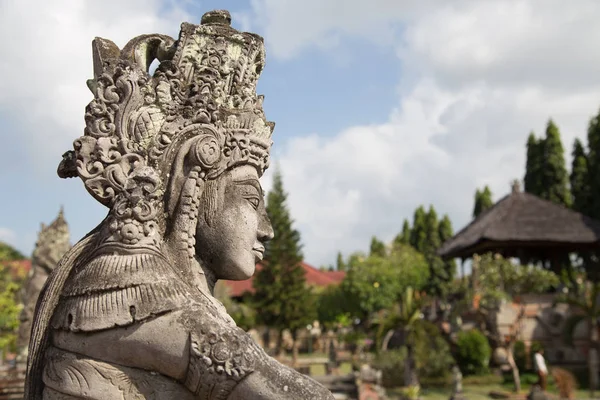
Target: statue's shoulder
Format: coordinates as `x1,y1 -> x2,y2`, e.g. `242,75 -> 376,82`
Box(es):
51,250 -> 192,332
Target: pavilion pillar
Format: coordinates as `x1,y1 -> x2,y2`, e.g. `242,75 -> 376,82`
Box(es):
549,252 -> 561,275
471,255 -> 478,291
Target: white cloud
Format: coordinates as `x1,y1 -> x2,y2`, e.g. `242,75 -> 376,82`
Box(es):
251,0 -> 600,266
249,0 -> 434,60
0,0 -> 190,170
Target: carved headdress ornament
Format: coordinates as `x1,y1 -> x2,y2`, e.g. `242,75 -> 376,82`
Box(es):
58,10 -> 274,250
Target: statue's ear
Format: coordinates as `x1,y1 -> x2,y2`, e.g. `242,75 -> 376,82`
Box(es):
165,138 -> 198,219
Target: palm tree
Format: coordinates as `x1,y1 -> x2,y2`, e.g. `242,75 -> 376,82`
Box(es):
376,287 -> 425,389
555,280 -> 600,398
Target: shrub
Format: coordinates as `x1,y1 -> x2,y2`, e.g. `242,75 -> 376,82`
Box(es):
399,385 -> 420,400
456,328 -> 491,376
373,349 -> 406,388
414,321 -> 454,379
513,340 -> 527,372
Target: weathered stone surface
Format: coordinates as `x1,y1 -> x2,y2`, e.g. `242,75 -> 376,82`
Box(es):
17,209 -> 70,361
25,9 -> 334,399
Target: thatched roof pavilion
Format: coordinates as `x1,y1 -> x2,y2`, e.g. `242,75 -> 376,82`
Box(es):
438,182 -> 600,269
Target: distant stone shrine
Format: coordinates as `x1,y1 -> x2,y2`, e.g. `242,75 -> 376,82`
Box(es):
25,10 -> 334,399
17,209 -> 70,362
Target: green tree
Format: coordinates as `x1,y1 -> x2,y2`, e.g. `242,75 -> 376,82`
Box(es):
525,122 -> 571,207
0,243 -> 24,262
571,138 -> 591,215
341,245 -> 429,323
438,215 -> 454,248
524,132 -> 544,196
423,206 -> 450,297
336,252 -> 346,271
405,206 -> 456,298
473,186 -> 493,218
571,112 -> 600,282
409,206 -> 427,253
317,285 -> 351,330
587,109 -> 600,219
541,120 -> 571,206
456,329 -> 491,376
0,280 -> 21,352
369,236 -> 386,258
252,170 -> 316,359
473,253 -> 559,310
473,189 -> 482,218
438,214 -> 457,285
394,219 -> 412,246
376,287 -> 427,388
0,244 -> 25,354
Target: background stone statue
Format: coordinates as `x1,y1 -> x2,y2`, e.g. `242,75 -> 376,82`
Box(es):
449,365 -> 465,400
17,209 -> 70,362
25,10 -> 334,399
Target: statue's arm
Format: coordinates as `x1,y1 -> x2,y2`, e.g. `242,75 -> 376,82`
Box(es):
227,356 -> 335,400
184,308 -> 334,400
51,303 -> 334,399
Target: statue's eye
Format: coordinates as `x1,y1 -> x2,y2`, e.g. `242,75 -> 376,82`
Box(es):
246,197 -> 260,209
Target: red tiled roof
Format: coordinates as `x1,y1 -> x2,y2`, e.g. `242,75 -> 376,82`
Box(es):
224,261 -> 346,298
323,270 -> 346,283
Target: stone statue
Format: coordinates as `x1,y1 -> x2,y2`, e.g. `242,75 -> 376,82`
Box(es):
25,10 -> 334,399
449,365 -> 465,400
17,208 -> 70,362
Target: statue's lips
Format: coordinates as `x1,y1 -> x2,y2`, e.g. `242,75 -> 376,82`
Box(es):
252,245 -> 264,261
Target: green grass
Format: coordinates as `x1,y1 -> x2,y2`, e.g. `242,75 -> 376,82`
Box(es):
309,361 -> 353,376
387,381 -> 594,400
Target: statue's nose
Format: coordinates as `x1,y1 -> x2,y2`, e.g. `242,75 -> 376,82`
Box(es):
257,208 -> 274,242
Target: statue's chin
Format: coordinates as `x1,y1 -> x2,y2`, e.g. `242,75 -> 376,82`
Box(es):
219,258 -> 256,281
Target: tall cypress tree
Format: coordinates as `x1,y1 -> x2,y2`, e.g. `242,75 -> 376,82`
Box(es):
336,252 -> 346,271
370,236 -> 386,257
394,219 -> 412,247
473,189 -> 482,219
480,186 -> 493,211
524,132 -> 544,196
403,206 -> 454,296
571,138 -> 590,215
587,109 -> 600,219
438,214 -> 456,282
541,120 -> 571,207
253,170 -> 315,349
473,186 -> 493,218
410,206 -> 428,253
423,206 -> 447,296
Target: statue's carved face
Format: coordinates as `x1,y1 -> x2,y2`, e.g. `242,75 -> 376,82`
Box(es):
195,165 -> 273,280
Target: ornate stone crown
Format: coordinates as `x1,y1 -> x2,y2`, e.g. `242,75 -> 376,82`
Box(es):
58,10 -> 274,250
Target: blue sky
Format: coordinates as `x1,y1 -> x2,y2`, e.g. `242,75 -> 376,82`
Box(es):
2,0 -> 600,269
